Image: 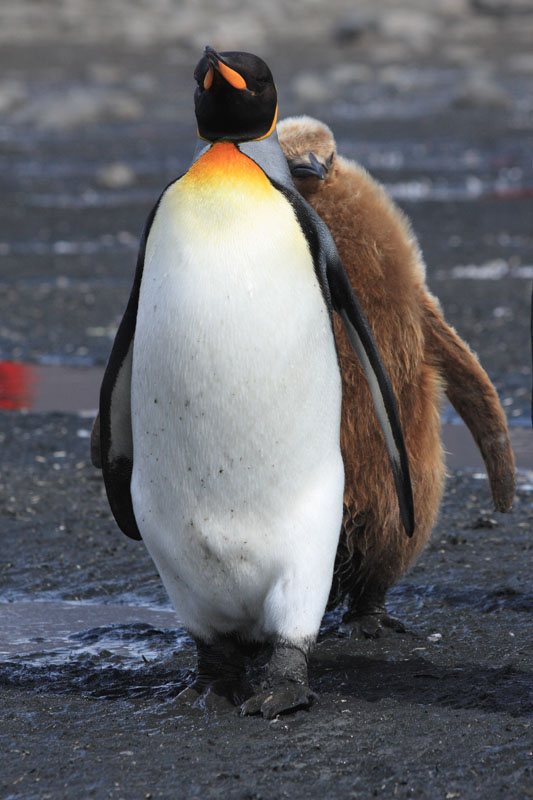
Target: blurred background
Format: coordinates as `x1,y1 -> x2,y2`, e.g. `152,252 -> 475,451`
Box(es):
0,0 -> 532,422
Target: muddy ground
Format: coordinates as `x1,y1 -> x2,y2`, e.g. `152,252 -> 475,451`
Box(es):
1,1 -> 533,798
1,413 -> 532,798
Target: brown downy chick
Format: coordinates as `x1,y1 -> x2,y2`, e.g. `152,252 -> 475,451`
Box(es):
277,115 -> 515,637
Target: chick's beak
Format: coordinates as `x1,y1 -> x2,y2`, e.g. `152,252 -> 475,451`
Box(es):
288,152 -> 327,180
203,46 -> 247,91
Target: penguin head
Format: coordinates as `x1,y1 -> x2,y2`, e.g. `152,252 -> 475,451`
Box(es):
194,47 -> 278,143
277,116 -> 336,195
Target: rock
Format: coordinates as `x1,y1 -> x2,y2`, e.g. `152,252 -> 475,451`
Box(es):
470,515 -> 498,529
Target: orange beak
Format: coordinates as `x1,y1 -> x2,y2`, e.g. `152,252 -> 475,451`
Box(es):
203,66 -> 214,90
217,60 -> 247,90
204,46 -> 247,91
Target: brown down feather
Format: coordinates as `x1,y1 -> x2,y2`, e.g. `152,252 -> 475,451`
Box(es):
277,116 -> 515,610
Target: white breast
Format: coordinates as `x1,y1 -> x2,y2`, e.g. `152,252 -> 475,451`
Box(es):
130,175 -> 344,646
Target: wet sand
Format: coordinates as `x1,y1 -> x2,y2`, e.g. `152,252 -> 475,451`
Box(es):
1,1 -> 533,798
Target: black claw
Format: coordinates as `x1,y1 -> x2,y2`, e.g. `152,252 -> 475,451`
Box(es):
240,641 -> 315,718
178,677 -> 253,709
341,611 -> 407,639
241,683 -> 316,719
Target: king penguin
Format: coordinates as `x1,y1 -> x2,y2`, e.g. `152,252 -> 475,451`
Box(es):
277,115 -> 515,637
98,48 -> 414,718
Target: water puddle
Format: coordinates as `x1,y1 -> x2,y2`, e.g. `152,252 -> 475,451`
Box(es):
0,601 -> 183,661
0,601 -> 192,699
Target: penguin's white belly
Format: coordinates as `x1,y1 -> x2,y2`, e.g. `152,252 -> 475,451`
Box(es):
131,160 -> 343,644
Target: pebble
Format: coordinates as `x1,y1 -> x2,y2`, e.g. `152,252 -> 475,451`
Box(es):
471,516 -> 498,529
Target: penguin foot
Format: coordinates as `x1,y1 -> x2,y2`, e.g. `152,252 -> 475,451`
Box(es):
341,609 -> 406,639
179,635 -> 255,709
178,677 -> 253,709
240,642 -> 315,718
241,681 -> 316,719
341,587 -> 407,639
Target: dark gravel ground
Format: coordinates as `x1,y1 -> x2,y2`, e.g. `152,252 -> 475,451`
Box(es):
0,412 -> 532,799
1,2 -> 533,798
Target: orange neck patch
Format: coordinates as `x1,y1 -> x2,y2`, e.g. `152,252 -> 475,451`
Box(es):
183,143 -> 271,195
254,102 -> 278,142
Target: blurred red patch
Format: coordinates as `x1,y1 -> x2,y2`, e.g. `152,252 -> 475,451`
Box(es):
0,362 -> 35,410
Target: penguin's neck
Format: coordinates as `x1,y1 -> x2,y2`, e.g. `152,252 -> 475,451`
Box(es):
184,142 -> 271,198
191,131 -> 296,190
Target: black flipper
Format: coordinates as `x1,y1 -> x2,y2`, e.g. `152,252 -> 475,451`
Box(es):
99,192 -> 168,540
327,257 -> 415,538
272,180 -> 415,538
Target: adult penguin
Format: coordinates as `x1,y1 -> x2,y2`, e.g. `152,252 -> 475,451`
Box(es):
98,49 -> 414,718
277,115 -> 515,636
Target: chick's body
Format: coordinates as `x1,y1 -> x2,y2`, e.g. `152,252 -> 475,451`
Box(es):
278,116 -> 514,631
313,151 -> 443,613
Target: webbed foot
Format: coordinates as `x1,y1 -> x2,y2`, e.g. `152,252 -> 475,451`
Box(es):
241,682 -> 316,719
240,642 -> 315,719
340,609 -> 406,639
342,585 -> 406,639
178,677 -> 252,709
179,635 -> 253,710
